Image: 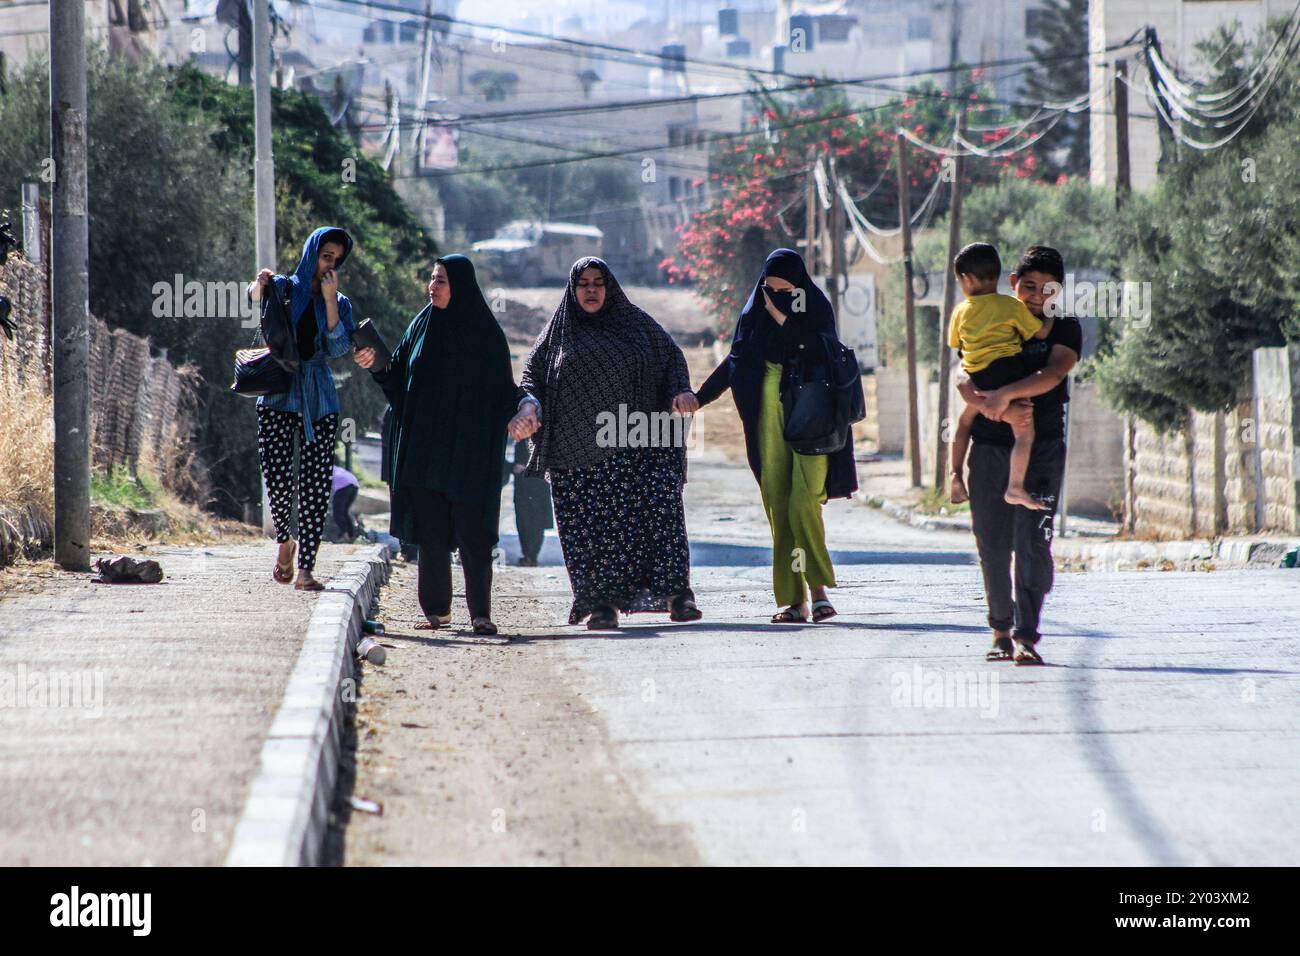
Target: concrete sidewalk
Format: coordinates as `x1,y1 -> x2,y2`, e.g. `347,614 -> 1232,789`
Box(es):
0,542 -> 380,866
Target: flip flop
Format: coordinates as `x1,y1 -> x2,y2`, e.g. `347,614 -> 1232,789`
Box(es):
986,636 -> 1015,662
415,613 -> 452,630
1013,641 -> 1045,666
811,600 -> 837,622
272,542 -> 296,584
771,605 -> 808,623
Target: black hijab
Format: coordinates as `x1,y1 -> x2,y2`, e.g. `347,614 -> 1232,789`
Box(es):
521,256 -> 691,475
379,254 -> 519,538
696,248 -> 858,499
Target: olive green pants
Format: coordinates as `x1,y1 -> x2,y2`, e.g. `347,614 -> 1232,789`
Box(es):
759,361 -> 836,607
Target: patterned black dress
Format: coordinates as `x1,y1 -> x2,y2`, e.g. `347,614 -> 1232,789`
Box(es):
549,446 -> 692,624
522,257 -> 697,625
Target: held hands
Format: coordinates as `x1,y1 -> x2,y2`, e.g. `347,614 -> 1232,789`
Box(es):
509,402 -> 541,440
672,391 -> 699,415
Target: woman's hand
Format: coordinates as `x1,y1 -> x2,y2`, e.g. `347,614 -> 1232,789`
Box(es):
508,402 -> 541,440
247,268 -> 274,301
321,269 -> 339,298
672,391 -> 699,415
761,287 -> 787,326
353,347 -> 377,369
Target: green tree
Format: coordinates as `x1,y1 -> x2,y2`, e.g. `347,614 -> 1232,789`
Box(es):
1020,0 -> 1090,180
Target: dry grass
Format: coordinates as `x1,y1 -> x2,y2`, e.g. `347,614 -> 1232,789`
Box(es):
0,348 -> 54,558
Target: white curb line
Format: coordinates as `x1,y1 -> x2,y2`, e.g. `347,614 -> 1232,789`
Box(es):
225,545 -> 391,866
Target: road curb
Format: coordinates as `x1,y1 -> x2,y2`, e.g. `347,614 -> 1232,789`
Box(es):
225,545 -> 390,867
864,493 -> 1297,570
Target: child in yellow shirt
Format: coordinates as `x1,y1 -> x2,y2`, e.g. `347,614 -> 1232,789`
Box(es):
947,243 -> 1049,510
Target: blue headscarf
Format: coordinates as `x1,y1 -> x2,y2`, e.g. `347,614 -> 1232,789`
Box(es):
290,226 -> 353,342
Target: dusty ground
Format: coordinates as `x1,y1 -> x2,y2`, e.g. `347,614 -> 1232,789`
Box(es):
333,561 -> 699,866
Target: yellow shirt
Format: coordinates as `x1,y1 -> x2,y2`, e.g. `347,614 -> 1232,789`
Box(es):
947,293 -> 1042,373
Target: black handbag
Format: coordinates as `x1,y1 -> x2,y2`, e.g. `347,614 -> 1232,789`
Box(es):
781,334 -> 866,456
232,276 -> 299,397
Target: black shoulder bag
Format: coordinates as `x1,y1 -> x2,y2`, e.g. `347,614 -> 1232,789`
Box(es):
780,333 -> 867,456
231,276 -> 300,397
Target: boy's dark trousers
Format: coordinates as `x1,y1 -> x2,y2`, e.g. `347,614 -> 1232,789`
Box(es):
967,437 -> 1066,642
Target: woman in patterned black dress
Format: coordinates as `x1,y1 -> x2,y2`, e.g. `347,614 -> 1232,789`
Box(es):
518,257 -> 703,630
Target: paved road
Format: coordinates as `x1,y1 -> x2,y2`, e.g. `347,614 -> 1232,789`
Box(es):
344,449 -> 1300,865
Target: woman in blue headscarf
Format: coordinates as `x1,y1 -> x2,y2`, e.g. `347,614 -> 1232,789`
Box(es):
247,226 -> 356,591
694,249 -> 858,623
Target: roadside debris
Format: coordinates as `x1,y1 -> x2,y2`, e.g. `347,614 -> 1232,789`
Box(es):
92,555 -> 164,584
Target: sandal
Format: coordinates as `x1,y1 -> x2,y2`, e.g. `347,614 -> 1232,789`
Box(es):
587,606 -> 619,630
414,613 -> 452,630
811,600 -> 837,622
294,574 -> 325,592
472,618 -> 498,636
771,605 -> 808,624
272,542 -> 296,584
986,636 -> 1015,662
1013,639 -> 1045,666
669,594 -> 703,623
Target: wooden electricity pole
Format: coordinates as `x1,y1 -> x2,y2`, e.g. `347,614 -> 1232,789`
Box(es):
1115,59 -> 1135,534
50,0 -> 91,570
896,135 -> 922,487
935,106 -> 966,491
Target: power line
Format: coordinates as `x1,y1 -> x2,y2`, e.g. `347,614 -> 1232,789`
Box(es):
307,0 -> 1145,115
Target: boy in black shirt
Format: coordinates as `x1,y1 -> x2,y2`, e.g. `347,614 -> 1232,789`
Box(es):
954,246 -> 1082,665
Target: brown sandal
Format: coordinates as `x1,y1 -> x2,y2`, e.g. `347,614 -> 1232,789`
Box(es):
294,574 -> 325,592
273,543 -> 296,584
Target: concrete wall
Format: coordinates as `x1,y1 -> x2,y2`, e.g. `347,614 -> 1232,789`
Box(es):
1065,381 -> 1126,518
1129,346 -> 1300,538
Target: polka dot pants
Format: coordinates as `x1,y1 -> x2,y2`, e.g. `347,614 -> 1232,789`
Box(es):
256,408 -> 338,573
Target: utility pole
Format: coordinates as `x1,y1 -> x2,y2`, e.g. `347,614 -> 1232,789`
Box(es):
828,157 -> 846,329
238,2 -> 253,86
804,155 -> 816,272
1114,59 -> 1131,209
896,135 -> 922,488
254,0 -> 277,534
1115,58 -> 1135,535
50,0 -> 91,571
935,105 -> 966,492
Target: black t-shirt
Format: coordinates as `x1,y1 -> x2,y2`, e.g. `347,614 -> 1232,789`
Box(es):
969,314 -> 1083,447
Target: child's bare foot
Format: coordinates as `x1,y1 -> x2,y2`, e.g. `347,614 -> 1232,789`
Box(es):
949,475 -> 969,505
1004,486 -> 1046,510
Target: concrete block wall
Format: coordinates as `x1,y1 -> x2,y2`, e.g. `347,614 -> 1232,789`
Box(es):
1130,347 -> 1300,538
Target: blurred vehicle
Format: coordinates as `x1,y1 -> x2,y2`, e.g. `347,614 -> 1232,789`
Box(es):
471,221 -> 604,286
